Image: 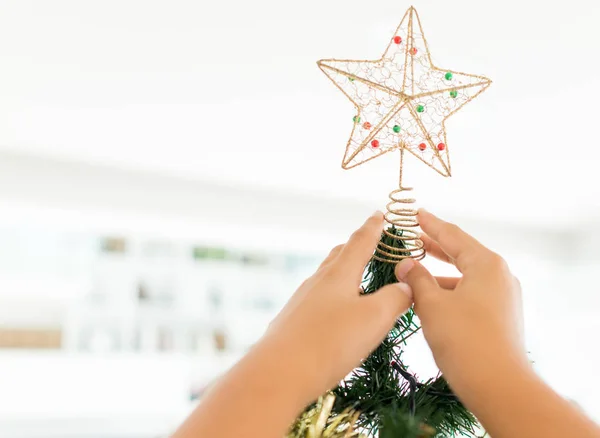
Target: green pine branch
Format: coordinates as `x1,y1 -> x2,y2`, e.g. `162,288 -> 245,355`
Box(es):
331,226 -> 479,437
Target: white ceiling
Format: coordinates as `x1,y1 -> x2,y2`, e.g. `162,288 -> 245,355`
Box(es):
1,0 -> 600,226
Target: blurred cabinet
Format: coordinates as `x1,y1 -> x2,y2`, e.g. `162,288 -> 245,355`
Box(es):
0,226 -> 320,359
0,328 -> 61,349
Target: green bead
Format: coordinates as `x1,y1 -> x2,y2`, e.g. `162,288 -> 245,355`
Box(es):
393,125 -> 401,133
445,72 -> 453,81
449,90 -> 458,98
348,76 -> 355,82
353,115 -> 361,124
416,105 -> 425,113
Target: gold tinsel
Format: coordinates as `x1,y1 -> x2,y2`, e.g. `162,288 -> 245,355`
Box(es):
287,394 -> 366,438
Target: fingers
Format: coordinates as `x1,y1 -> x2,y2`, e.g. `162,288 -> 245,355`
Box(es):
338,211 -> 384,273
418,235 -> 462,291
418,209 -> 484,272
435,276 -> 460,290
318,244 -> 344,270
420,233 -> 454,265
395,259 -> 440,304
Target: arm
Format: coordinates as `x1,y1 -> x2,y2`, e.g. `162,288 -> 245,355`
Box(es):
463,358 -> 600,438
396,209 -> 600,438
172,211 -> 413,438
172,339 -> 314,438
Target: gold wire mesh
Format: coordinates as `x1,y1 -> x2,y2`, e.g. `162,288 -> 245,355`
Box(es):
317,6 -> 491,263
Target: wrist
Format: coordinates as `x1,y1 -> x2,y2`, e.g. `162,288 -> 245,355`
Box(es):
252,333 -> 324,406
443,344 -> 534,407
447,353 -> 600,438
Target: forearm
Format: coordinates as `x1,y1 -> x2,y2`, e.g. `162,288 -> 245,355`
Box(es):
172,338 -> 313,438
453,355 -> 600,438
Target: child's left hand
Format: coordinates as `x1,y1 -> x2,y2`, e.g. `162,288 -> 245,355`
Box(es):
173,211 -> 414,438
263,211 -> 414,402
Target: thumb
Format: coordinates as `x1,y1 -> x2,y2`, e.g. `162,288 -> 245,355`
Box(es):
395,259 -> 440,304
364,282 -> 413,323
355,283 -> 413,360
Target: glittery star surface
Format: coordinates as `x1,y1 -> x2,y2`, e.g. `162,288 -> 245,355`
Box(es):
318,6 -> 491,177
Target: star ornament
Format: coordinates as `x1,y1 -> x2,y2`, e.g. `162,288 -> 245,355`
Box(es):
318,6 -> 491,177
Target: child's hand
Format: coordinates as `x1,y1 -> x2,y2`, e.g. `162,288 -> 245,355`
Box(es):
176,209 -> 600,438
395,209 -> 528,396
263,211 -> 413,402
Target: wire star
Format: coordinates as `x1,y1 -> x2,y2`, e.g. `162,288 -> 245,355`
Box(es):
318,6 -> 491,177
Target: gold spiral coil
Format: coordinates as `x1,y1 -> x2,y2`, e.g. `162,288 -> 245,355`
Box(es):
373,186 -> 425,263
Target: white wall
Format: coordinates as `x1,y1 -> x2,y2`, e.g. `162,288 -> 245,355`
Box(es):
0,150 -> 598,430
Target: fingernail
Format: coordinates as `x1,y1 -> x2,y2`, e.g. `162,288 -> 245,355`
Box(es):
371,210 -> 384,219
397,282 -> 413,299
395,258 -> 415,280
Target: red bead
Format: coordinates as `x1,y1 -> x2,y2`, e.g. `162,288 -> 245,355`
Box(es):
393,36 -> 402,44
418,143 -> 427,151
437,143 -> 446,151
363,122 -> 372,130
410,47 -> 418,56
371,139 -> 380,148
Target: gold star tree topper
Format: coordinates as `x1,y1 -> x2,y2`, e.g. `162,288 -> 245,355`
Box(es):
318,6 -> 491,177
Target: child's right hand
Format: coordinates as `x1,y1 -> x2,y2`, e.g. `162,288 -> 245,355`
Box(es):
398,210 -> 600,438
395,209 -> 529,396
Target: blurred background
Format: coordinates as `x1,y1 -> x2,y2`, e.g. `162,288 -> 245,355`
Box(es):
0,0 -> 600,436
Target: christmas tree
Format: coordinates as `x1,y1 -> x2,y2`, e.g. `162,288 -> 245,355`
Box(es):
287,228 -> 481,437
288,6 -> 491,437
